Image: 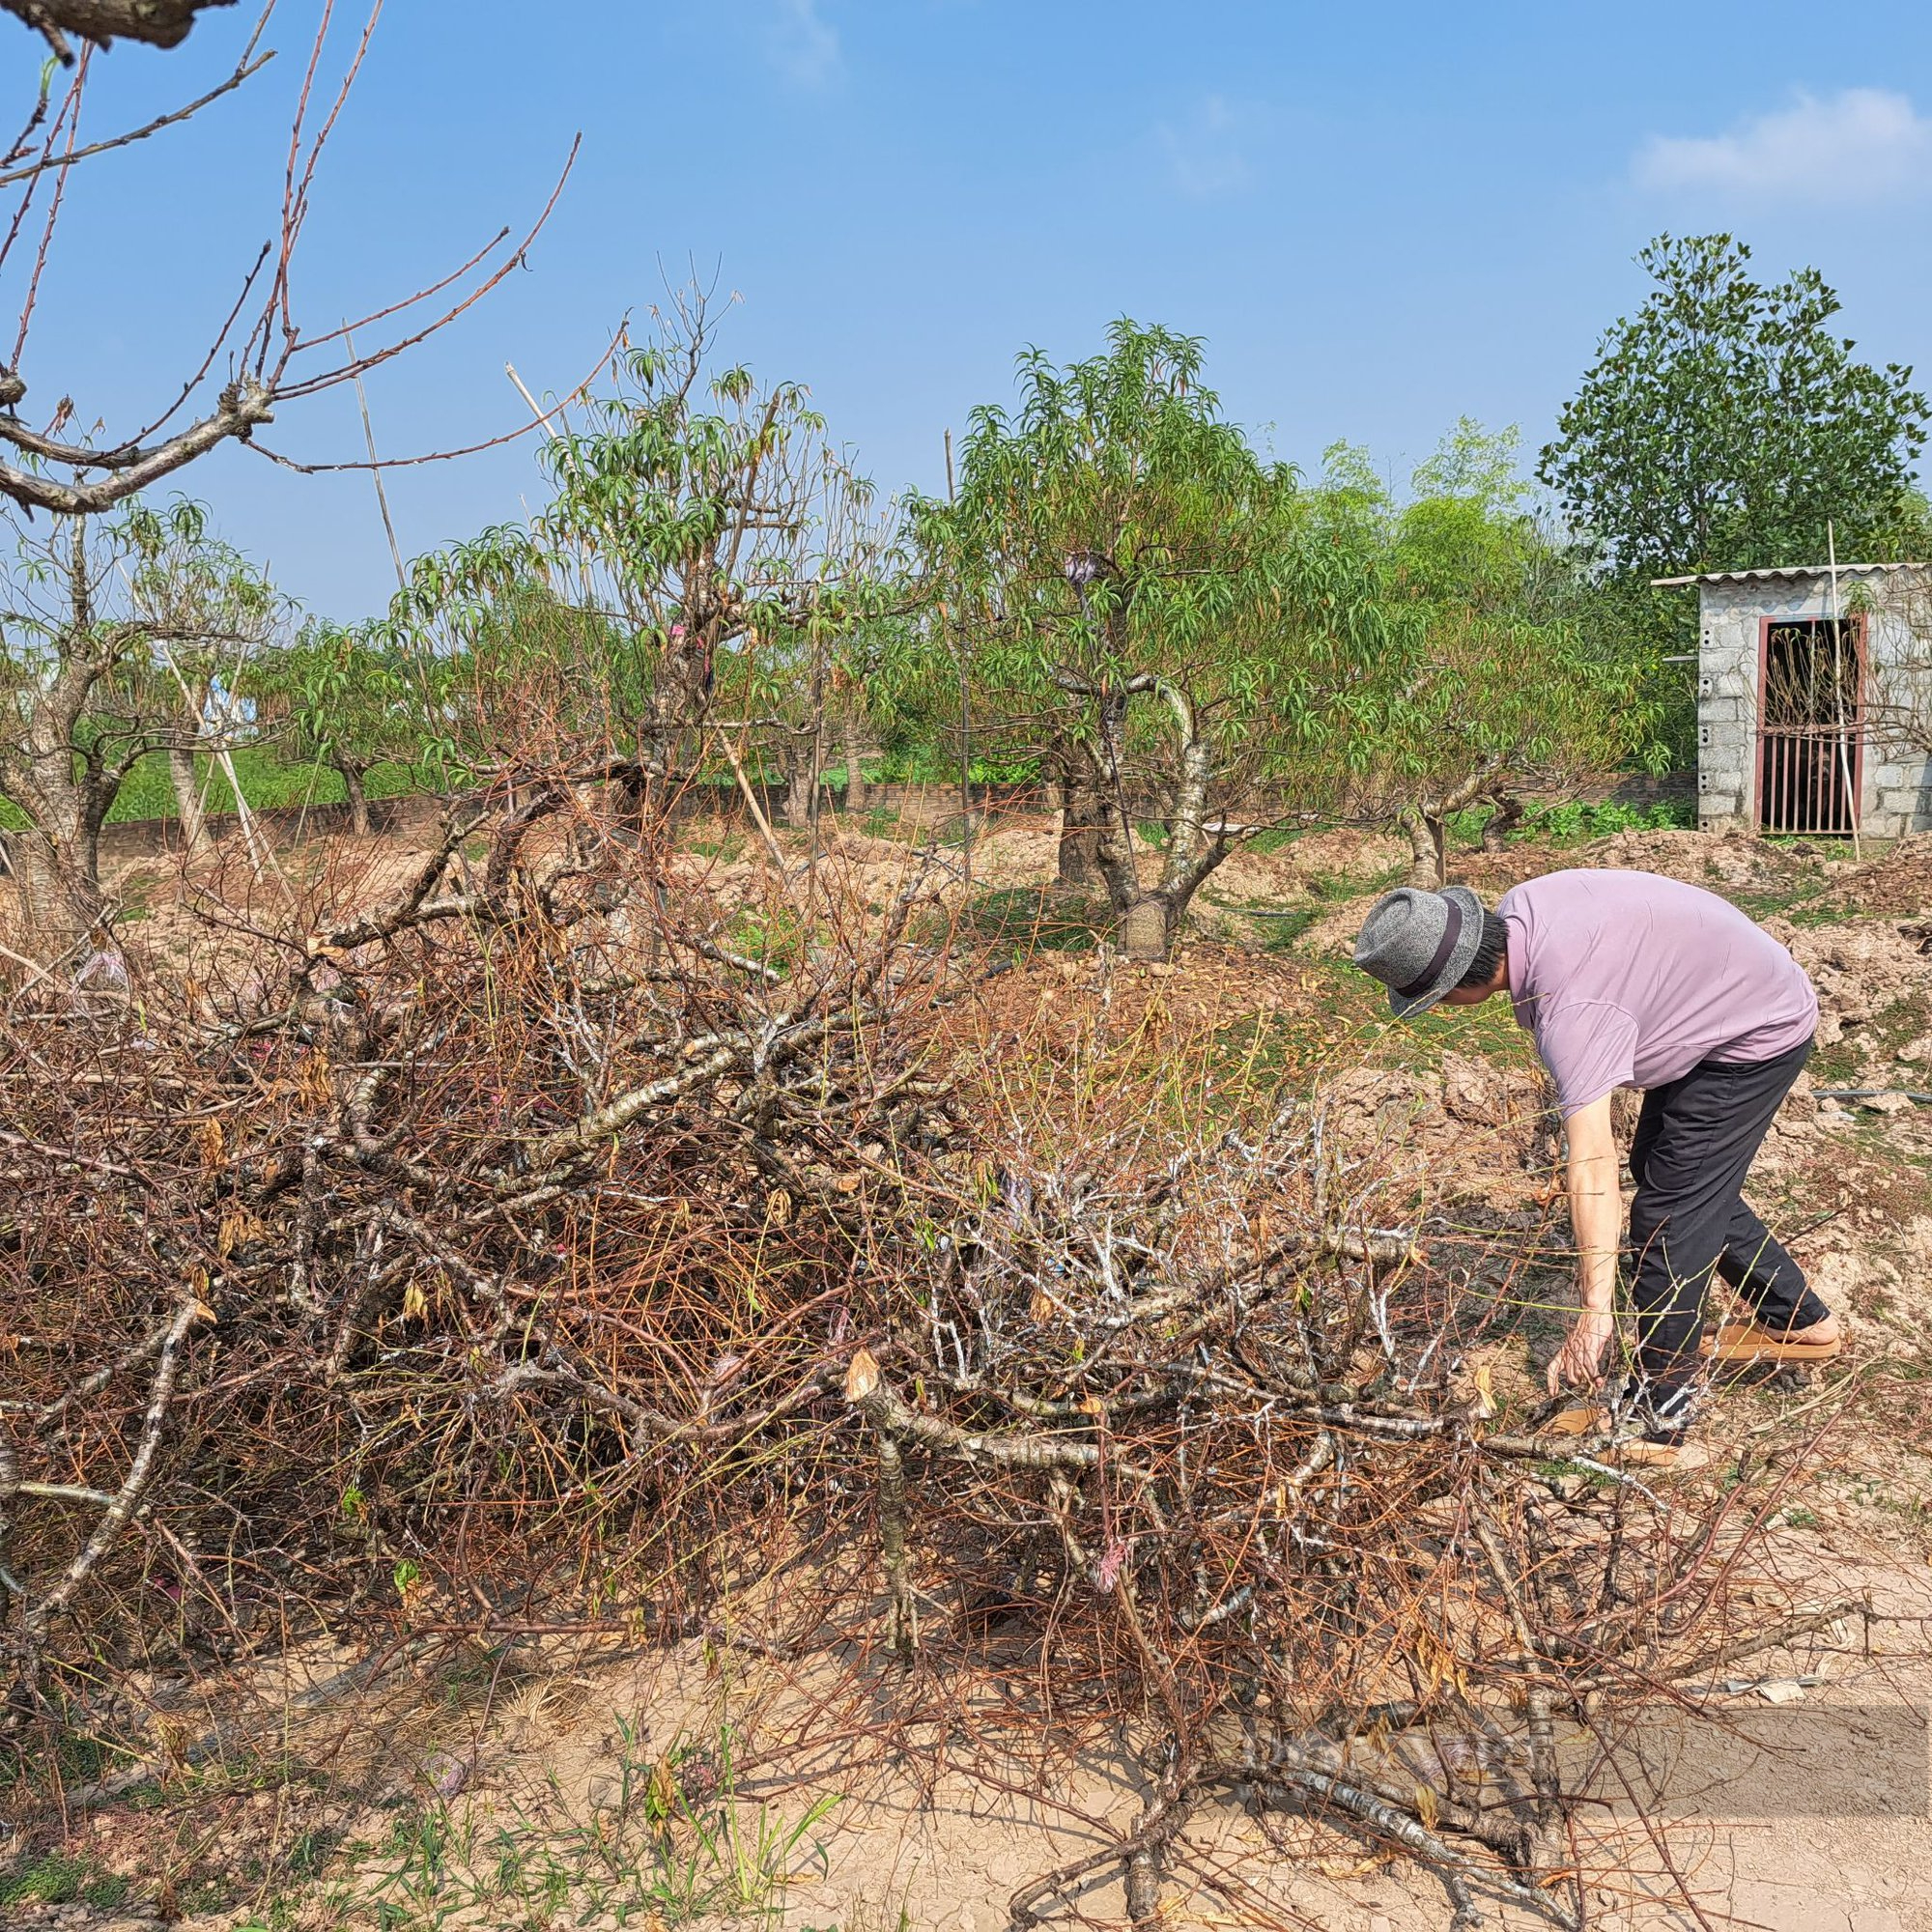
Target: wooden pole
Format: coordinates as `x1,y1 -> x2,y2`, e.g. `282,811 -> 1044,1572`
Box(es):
1827,522 -> 1861,861
346,325 -> 408,596
946,428 -> 973,893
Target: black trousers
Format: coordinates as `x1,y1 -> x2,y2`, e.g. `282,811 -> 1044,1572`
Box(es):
1625,1037 -> 1829,1427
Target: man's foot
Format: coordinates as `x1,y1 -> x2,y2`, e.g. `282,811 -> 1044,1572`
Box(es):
1700,1313 -> 1842,1365
1539,1403 -> 1712,1472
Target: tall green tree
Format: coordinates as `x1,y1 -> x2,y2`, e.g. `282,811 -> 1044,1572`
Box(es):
1539,234 -> 1928,577
126,505 -> 279,861
1318,427 -> 1660,885
913,320 -> 1377,959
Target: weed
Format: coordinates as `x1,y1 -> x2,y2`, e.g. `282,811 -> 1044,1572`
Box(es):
960,886 -> 1105,955
0,1853 -> 89,1906
82,1870 -> 130,1909
0,1708 -> 122,1799
343,1718 -> 842,1929
725,902 -> 817,972
1810,986 -> 1932,1090
860,805 -> 914,840
1517,799 -> 1693,842
1241,824 -> 1303,855
1258,908 -> 1319,951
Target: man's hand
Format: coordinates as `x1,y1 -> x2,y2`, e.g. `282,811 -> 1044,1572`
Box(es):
1547,1305 -> 1616,1394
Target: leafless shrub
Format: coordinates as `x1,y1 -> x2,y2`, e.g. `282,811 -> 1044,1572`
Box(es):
0,776 -> 1850,1929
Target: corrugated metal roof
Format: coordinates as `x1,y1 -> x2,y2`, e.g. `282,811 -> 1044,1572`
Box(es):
1650,561 -> 1929,587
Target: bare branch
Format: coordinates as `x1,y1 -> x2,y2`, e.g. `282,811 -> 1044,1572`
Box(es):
2,0 -> 238,58
0,42 -> 269,186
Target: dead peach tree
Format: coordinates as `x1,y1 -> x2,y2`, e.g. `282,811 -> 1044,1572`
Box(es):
0,3 -> 575,526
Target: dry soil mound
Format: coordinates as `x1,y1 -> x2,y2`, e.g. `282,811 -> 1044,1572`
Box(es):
1811,832 -> 1932,918
1584,826 -> 1793,889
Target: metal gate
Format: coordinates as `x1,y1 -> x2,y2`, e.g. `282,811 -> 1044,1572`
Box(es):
1756,615 -> 1865,836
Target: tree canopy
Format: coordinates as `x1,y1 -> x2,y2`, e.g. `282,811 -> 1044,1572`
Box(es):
1313,425 -> 1660,883
1539,233 -> 1929,578
910,320 -> 1358,953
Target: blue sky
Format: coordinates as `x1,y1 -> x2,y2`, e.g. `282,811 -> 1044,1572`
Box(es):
21,0 -> 1932,615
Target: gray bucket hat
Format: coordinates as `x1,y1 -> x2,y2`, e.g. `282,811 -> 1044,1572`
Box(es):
1352,884 -> 1486,1018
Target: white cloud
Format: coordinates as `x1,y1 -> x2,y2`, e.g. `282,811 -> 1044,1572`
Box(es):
1634,87 -> 1932,204
768,0 -> 841,89
1156,95 -> 1254,199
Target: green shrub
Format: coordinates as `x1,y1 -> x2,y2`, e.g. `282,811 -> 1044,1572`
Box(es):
1439,798 -> 1690,847
1528,799 -> 1692,840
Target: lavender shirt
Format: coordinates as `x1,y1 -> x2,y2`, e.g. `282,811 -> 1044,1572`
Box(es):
1498,869 -> 1818,1119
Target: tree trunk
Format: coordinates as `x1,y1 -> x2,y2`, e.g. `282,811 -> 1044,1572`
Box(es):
168,743 -> 213,862
11,817 -> 103,965
1120,895 -> 1171,961
1404,810 -> 1447,889
338,760 -> 372,838
781,752 -> 813,829
842,707 -> 867,812
1057,773 -> 1103,887
1482,793 -> 1524,852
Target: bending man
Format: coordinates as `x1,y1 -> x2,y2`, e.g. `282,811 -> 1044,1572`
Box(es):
1351,867 -> 1839,1466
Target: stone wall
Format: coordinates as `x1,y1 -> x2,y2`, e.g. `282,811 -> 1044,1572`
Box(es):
1696,569 -> 1932,838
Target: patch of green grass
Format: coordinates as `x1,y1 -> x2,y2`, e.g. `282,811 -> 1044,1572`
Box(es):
1305,864 -> 1406,903
724,902 -> 817,972
1725,884 -> 1840,925
84,1869 -> 130,1908
0,750 -> 429,832
1242,825 -> 1303,856
858,805 -> 915,841
176,1876 -> 238,1915
1209,955 -> 1540,1096
1809,987 -> 1932,1091
0,1852 -> 124,1907
1762,834 -> 1866,864
1520,800 -> 1694,842
0,1712 -> 125,1799
1257,908 -> 1320,952
339,1719 -> 838,1931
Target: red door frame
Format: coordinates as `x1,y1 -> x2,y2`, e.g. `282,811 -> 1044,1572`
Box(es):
1752,611 -> 1868,834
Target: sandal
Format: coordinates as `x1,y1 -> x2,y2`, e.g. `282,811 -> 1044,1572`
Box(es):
1699,1321 -> 1843,1365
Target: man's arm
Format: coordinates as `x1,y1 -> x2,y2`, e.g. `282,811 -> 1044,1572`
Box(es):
1547,1091 -> 1620,1394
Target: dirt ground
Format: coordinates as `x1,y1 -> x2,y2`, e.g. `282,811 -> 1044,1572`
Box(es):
7,812 -> 1932,1932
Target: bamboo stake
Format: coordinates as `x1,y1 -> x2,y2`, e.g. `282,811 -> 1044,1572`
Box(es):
347,324 -> 408,595
1828,522 -> 1862,860
945,428 -> 973,892
711,724 -> 787,871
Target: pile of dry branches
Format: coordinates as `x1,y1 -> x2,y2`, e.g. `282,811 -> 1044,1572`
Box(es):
0,777 -> 1847,1928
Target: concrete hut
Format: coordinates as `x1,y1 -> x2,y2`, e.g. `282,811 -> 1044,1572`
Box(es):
1658,561 -> 1932,838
